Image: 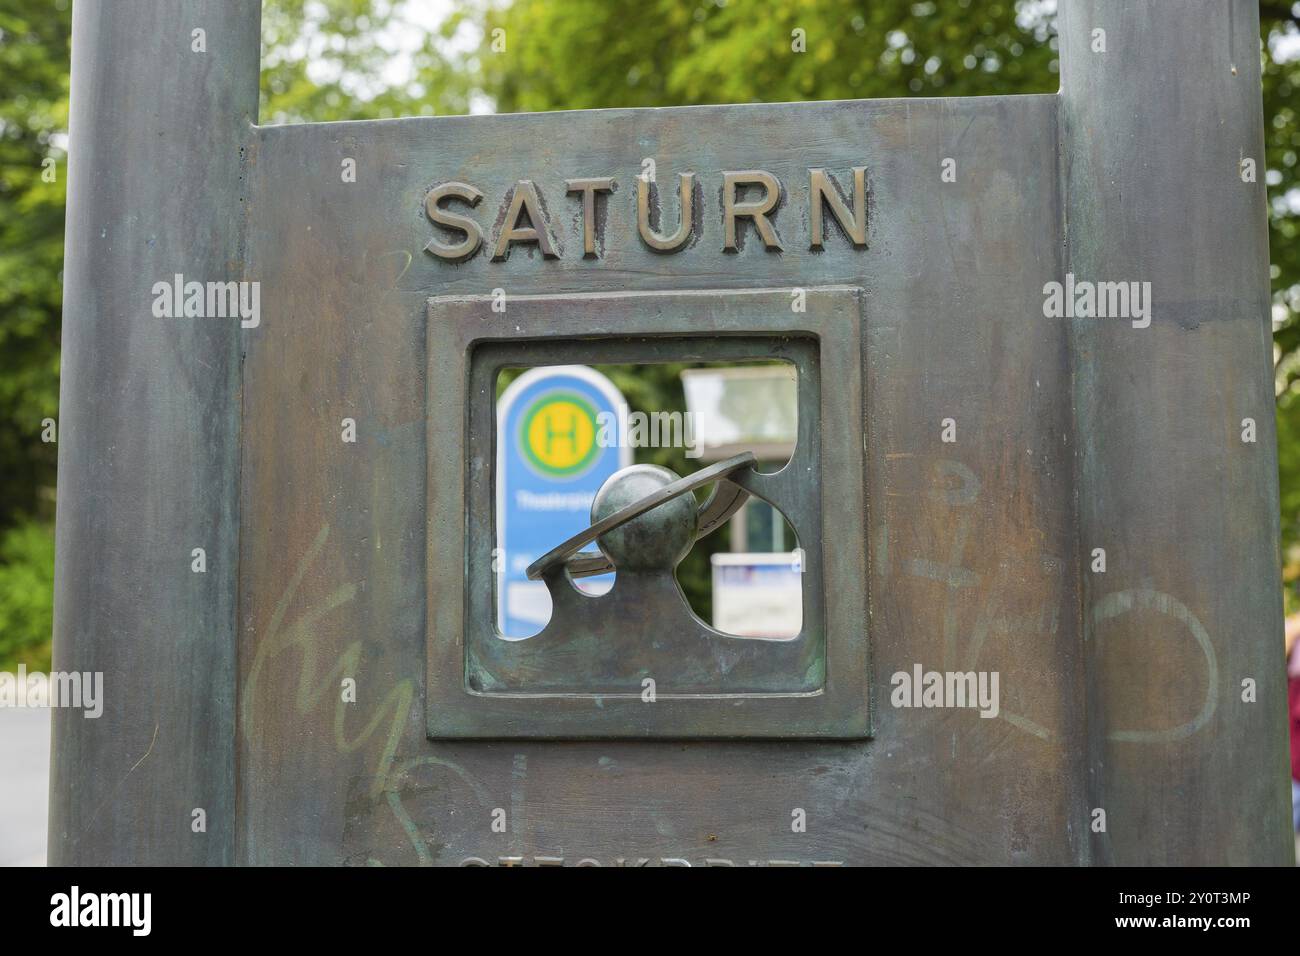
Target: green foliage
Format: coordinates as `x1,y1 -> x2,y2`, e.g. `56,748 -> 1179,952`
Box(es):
0,0 -> 68,526
484,0 -> 1058,112
1262,7 -> 1300,606
0,0 -> 68,668
1265,8 -> 1300,374
0,520 -> 55,670
259,0 -> 475,123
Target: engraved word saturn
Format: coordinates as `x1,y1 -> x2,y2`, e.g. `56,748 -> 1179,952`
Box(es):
423,167 -> 868,263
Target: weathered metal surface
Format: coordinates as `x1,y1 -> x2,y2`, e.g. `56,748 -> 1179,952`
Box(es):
429,289 -> 868,736
1060,0 -> 1292,865
50,0 -> 1293,866
534,453 -> 752,579
49,0 -> 259,865
237,95 -> 1081,865
586,463 -> 710,570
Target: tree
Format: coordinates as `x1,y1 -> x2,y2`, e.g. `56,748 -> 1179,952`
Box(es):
1262,6 -> 1300,603
0,0 -> 71,669
0,0 -> 67,528
258,0 -> 474,124
483,0 -> 1058,111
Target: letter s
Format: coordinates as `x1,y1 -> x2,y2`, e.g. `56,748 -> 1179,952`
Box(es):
425,182 -> 485,262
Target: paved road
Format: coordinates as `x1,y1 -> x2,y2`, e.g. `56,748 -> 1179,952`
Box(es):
0,708 -> 49,866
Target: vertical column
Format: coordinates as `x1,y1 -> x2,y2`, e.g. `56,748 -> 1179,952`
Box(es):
1060,1 -> 1293,863
49,1 -> 261,864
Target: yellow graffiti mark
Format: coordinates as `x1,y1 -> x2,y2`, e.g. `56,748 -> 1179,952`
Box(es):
1000,711 -> 1050,740
243,524 -> 413,800
245,525 -> 496,864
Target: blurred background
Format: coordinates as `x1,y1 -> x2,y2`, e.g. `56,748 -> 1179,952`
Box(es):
2,0 -> 1298,864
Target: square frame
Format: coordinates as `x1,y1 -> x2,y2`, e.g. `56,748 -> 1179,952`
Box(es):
426,287 -> 870,738
469,335 -> 823,696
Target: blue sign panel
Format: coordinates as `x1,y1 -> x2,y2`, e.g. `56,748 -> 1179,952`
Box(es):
496,366 -> 629,638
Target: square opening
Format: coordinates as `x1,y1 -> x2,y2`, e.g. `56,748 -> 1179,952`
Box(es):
492,359 -> 802,642
463,335 -> 823,698
426,286 -> 869,739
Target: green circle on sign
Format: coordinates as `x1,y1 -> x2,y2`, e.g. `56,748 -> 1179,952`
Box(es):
520,391 -> 602,479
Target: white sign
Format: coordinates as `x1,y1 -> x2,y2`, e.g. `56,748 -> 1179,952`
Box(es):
710,552 -> 802,639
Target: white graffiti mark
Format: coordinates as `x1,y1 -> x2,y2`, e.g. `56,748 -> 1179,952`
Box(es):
1091,588 -> 1218,743
899,459 -> 1055,740
382,755 -> 495,866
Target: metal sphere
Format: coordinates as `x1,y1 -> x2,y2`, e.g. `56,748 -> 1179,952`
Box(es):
591,464 -> 697,571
